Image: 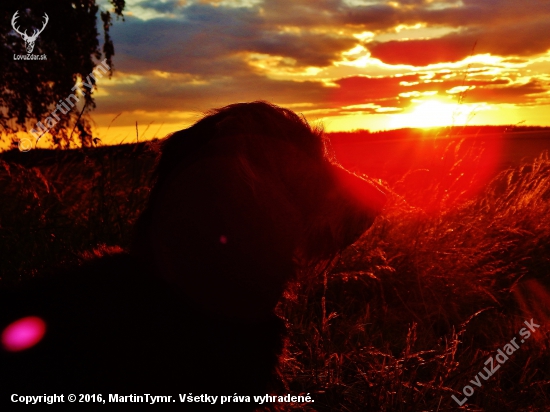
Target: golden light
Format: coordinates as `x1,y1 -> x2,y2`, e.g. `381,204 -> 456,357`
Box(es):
389,99 -> 484,129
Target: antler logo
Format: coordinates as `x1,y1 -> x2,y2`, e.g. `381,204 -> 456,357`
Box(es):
11,11 -> 49,54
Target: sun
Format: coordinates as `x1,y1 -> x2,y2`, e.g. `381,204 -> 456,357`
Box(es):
389,99 -> 477,129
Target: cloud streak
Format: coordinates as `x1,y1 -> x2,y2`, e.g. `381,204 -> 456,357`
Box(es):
93,0 -> 550,131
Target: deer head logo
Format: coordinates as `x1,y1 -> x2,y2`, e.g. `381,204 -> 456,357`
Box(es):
11,11 -> 49,54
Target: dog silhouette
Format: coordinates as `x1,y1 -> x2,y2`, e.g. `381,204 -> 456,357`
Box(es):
1,102 -> 385,409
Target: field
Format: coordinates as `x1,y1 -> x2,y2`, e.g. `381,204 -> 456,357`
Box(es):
1,127 -> 549,411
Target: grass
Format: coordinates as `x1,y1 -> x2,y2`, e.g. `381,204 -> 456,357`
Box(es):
0,134 -> 549,411
0,143 -> 157,281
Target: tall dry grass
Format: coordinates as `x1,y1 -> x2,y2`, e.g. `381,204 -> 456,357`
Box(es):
272,149 -> 550,411
0,143 -> 157,281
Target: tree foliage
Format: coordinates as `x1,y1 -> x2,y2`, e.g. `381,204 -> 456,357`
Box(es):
0,1 -> 125,149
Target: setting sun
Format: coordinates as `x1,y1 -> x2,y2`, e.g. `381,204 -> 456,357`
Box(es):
388,99 -> 486,130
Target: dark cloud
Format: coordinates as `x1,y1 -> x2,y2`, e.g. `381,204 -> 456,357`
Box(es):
256,0 -> 344,28
338,4 -> 407,30
110,6 -> 263,74
477,18 -> 550,57
341,0 -> 550,31
95,72 -> 332,116
137,0 -> 186,13
368,33 -> 477,66
368,17 -> 550,65
110,4 -> 353,75
109,0 -> 550,77
341,0 -> 550,64
250,32 -> 355,67
330,74 -> 421,106
466,79 -> 550,105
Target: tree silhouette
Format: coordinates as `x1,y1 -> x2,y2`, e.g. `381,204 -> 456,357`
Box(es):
0,1 -> 125,149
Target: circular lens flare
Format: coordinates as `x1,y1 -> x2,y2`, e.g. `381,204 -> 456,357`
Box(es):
2,316 -> 46,352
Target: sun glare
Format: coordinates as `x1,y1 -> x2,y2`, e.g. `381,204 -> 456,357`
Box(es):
389,99 -> 481,129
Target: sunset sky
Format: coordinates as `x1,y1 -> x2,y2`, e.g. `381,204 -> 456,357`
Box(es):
87,0 -> 550,143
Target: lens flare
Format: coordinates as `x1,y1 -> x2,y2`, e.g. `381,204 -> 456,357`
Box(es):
2,316 -> 46,352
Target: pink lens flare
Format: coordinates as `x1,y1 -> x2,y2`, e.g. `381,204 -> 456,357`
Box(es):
2,316 -> 46,352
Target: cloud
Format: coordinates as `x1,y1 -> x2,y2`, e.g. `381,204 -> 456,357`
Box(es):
330,74 -> 420,106
368,33 -> 476,66
109,6 -> 263,75
110,1 -> 550,74
249,32 -> 355,67
342,0 -> 550,32
328,73 -> 515,106
95,71 -> 331,117
368,17 -> 550,66
92,0 -> 550,129
110,2 -> 355,76
136,0 -> 187,14
338,0 -> 550,66
465,78 -> 550,105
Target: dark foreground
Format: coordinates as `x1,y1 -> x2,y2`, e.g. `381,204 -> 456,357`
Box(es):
1,128 -> 549,411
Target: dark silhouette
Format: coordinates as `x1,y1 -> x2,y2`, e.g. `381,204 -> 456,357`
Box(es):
0,102 -> 385,409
